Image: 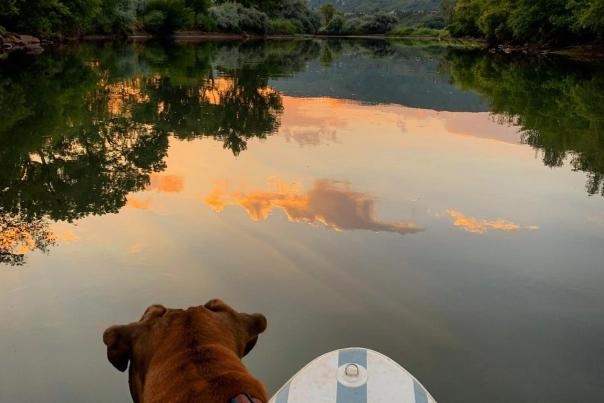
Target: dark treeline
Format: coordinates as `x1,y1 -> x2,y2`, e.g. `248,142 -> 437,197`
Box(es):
0,0 -> 320,37
448,0 -> 604,45
0,0 -> 452,39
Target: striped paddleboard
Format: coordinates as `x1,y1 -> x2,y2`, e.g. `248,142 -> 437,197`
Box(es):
269,348 -> 436,403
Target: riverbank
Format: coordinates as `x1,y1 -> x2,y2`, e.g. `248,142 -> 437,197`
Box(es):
2,30 -> 603,60
0,33 -> 45,54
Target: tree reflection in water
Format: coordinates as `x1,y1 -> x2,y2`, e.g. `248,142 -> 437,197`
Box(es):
0,41 -> 319,264
445,51 -> 604,196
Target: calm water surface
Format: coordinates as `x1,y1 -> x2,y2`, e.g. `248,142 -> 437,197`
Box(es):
1,39 -> 603,402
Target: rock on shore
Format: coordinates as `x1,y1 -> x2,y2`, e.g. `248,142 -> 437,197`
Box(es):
1,33 -> 44,54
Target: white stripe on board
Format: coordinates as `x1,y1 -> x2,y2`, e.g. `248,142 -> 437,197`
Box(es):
366,349 -> 415,402
286,351 -> 338,403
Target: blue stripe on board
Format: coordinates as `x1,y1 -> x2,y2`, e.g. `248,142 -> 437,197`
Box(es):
413,380 -> 429,403
337,349 -> 367,403
274,383 -> 290,403
338,349 -> 367,367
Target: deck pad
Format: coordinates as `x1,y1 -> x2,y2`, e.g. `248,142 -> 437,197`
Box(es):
270,348 -> 437,403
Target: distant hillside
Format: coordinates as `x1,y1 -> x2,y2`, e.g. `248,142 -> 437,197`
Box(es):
307,0 -> 441,13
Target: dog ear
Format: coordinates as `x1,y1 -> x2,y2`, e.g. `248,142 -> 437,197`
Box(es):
243,313 -> 267,357
141,304 -> 166,321
248,313 -> 267,335
204,299 -> 228,312
103,325 -> 133,372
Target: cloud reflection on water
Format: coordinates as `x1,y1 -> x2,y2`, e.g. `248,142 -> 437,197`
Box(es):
206,179 -> 421,235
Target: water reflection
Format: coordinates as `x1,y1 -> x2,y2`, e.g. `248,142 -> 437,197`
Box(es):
1,39 -> 603,403
0,214 -> 55,266
447,210 -> 539,234
205,179 -> 421,234
0,39 -> 603,265
0,41 -> 319,263
445,51 -> 604,196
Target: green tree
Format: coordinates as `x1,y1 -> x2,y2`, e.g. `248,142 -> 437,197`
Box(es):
143,0 -> 194,34
440,0 -> 457,25
319,4 -> 336,26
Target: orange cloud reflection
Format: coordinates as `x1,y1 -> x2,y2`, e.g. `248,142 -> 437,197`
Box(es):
126,196 -> 153,210
148,174 -> 184,193
448,210 -> 538,234
206,179 -> 421,235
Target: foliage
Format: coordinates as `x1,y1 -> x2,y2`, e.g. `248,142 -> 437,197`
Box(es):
319,4 -> 336,26
446,50 -> 604,195
93,0 -> 145,34
196,13 -> 217,31
448,0 -> 604,45
440,0 -> 456,25
143,0 -> 194,34
0,0 -> 95,36
321,12 -> 399,35
274,0 -> 321,34
0,0 -> 320,37
269,18 -> 300,35
308,0 -> 440,13
209,2 -> 269,34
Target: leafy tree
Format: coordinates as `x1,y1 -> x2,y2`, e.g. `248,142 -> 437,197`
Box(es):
440,0 -> 456,25
447,0 -> 604,44
209,2 -> 269,34
143,0 -> 194,34
319,4 -> 336,26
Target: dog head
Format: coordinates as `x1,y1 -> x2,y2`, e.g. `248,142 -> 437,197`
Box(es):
103,299 -> 267,399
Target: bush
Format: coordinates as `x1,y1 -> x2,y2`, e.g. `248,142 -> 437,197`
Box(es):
388,25 -> 415,36
323,12 -> 398,35
323,15 -> 344,34
268,18 -> 299,35
196,13 -> 216,31
274,0 -> 320,34
143,0 -> 194,34
143,10 -> 167,33
209,3 -> 269,34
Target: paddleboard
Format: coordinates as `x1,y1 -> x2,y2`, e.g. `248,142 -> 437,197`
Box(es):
269,347 -> 436,403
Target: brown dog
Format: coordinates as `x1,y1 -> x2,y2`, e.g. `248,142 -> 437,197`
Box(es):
103,299 -> 268,403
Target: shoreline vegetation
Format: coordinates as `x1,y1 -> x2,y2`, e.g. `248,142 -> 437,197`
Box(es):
1,0 -> 603,58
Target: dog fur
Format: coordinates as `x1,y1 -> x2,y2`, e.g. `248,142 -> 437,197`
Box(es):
103,299 -> 268,403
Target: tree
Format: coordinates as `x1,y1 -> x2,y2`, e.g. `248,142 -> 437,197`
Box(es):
319,4 -> 336,26
441,0 -> 456,25
143,0 -> 194,34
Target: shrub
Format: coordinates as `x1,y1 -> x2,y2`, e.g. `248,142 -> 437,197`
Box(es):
275,0 -> 320,34
209,3 -> 269,34
388,25 -> 415,36
196,13 -> 216,31
239,6 -> 269,33
143,10 -> 167,33
323,15 -> 344,34
143,0 -> 194,34
268,18 -> 299,35
322,12 -> 398,35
